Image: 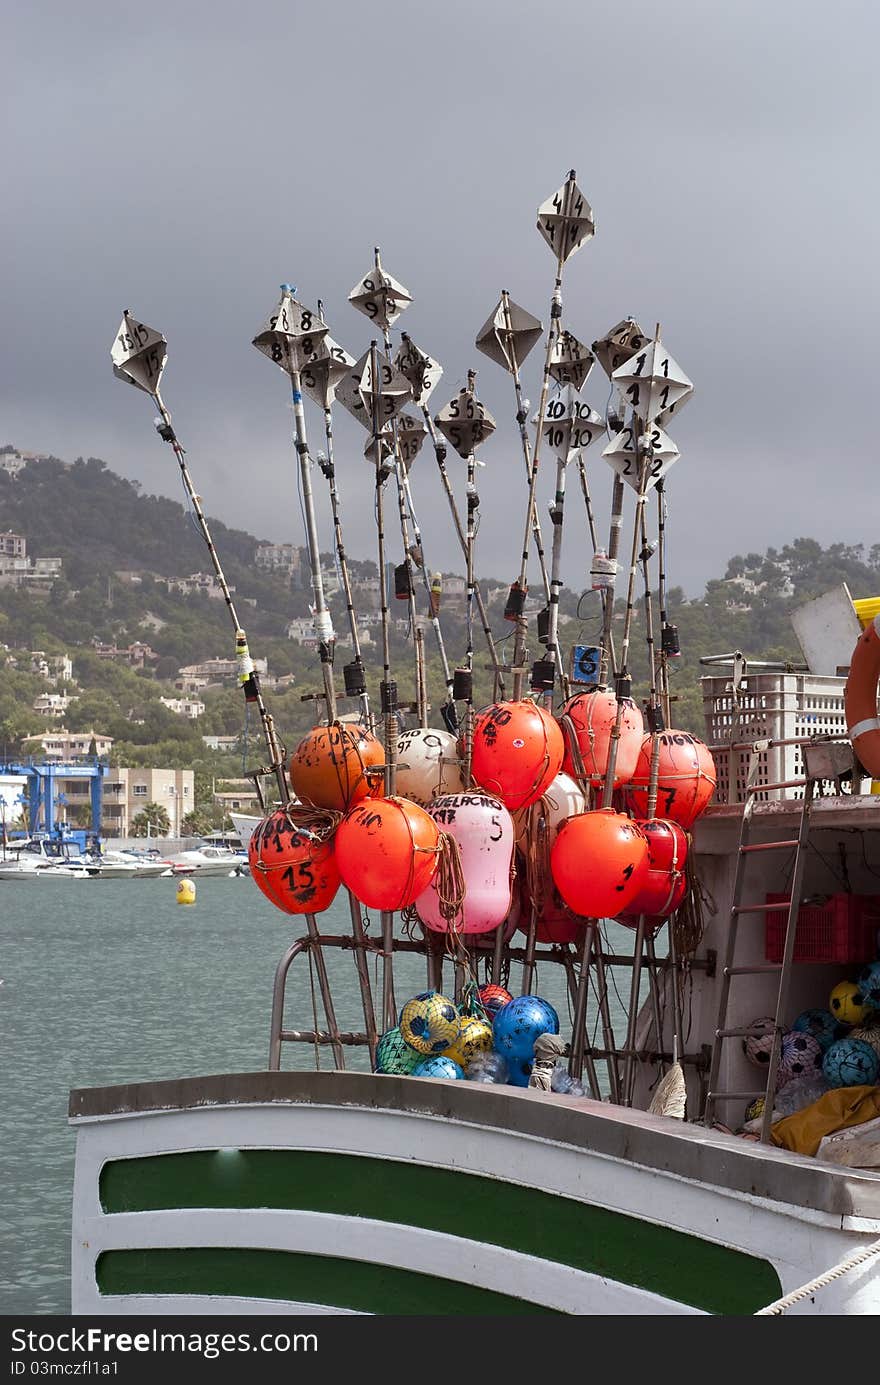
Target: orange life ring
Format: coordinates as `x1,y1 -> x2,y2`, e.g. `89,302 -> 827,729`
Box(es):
845,616 -> 880,777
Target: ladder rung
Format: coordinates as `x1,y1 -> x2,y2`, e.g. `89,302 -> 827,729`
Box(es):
733,900 -> 790,914
739,840 -> 799,854
725,963 -> 783,975
715,1025 -> 781,1039
707,1091 -> 769,1102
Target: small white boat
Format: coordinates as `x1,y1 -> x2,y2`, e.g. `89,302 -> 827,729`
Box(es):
85,850 -> 173,880
0,839 -> 91,880
167,844 -> 248,877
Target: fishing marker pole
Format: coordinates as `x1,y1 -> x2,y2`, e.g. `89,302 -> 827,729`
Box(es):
435,372 -> 497,783
252,287 -> 338,724
399,333 -> 506,707
110,310 -> 289,807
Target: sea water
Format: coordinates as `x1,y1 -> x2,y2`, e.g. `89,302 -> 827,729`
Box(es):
0,876 -> 641,1313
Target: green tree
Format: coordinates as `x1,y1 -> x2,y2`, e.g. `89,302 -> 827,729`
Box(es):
130,802 -> 171,837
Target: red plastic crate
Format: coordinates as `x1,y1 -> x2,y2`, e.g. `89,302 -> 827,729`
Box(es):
765,893 -> 880,964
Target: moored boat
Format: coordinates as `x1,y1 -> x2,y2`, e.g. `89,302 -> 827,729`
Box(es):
70,172 -> 880,1317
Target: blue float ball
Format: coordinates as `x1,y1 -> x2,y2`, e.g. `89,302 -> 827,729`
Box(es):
822,1037 -> 880,1089
492,994 -> 559,1062
857,961 -> 880,1012
411,1056 -> 465,1080
792,1008 -> 846,1052
506,1058 -> 533,1087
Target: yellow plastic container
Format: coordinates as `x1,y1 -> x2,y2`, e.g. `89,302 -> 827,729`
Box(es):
853,596 -> 880,629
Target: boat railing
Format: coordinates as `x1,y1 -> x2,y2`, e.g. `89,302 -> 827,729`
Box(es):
267,924 -> 715,1106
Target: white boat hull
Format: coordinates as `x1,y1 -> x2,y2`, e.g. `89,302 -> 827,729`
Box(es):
69,1072 -> 880,1316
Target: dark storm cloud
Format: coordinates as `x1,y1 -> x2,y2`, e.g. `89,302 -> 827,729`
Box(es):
3,0 -> 878,595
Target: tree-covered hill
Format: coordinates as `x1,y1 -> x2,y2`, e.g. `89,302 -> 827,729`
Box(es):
3,449 -> 880,763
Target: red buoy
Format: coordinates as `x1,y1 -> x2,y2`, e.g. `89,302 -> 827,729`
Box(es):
558,690 -> 644,788
519,873 -> 585,944
618,818 -> 689,931
248,807 -> 341,915
335,796 -> 441,911
550,809 -> 649,918
470,700 -> 564,812
624,732 -> 717,829
289,723 -> 384,814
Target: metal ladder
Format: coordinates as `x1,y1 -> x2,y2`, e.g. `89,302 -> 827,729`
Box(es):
704,760 -> 816,1143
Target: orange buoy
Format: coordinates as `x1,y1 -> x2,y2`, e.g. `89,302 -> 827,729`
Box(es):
470,700 -> 564,812
558,690 -> 644,788
618,818 -> 689,931
335,796 -> 441,911
625,731 -> 717,829
289,722 -> 384,814
248,806 -> 341,915
845,615 -> 880,777
550,809 -> 649,918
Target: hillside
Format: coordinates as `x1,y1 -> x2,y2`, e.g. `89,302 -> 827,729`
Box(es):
3,448 -> 880,784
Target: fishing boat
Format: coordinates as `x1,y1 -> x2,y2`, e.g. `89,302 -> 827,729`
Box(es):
68,174 -> 880,1317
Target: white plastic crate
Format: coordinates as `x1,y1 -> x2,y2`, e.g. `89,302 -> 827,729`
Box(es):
701,671 -> 852,802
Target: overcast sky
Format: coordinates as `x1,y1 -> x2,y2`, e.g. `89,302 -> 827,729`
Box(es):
3,0 -> 878,597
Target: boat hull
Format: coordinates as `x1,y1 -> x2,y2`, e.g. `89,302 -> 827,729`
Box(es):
68,1071 -> 880,1316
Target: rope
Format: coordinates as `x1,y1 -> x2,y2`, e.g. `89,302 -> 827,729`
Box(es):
671,835 -> 706,956
250,803 -> 342,878
753,1237 -> 880,1315
435,831 -> 467,925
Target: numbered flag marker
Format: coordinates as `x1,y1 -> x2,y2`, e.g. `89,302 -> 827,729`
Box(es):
299,337 -> 356,408
542,387 -> 605,464
434,387 -> 496,459
394,337 -> 443,407
110,312 -> 167,394
364,411 -> 427,470
592,318 -> 649,379
570,644 -> 601,685
336,347 -> 413,431
537,175 -> 595,263
252,293 -> 329,373
475,297 -> 543,373
611,338 -> 693,425
394,411 -> 428,470
349,267 -> 413,331
548,329 -> 594,391
602,423 -> 680,492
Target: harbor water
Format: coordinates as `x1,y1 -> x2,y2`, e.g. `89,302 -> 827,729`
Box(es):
0,874 -> 640,1314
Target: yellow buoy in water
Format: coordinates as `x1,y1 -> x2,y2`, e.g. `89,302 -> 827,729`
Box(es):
176,877 -> 196,905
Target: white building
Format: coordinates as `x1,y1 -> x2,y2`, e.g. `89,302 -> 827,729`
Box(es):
160,696 -> 205,720
286,617 -> 317,647
32,692 -> 75,719
63,766 -> 194,837
201,734 -> 240,752
163,573 -> 234,601
21,728 -> 114,760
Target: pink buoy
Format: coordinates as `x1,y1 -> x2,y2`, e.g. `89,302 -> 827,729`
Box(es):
415,792 -> 514,935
